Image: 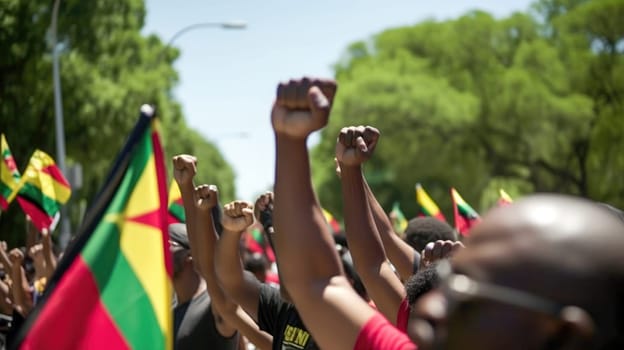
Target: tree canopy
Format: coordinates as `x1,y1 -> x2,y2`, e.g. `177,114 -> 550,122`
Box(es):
312,0 -> 624,222
0,0 -> 234,244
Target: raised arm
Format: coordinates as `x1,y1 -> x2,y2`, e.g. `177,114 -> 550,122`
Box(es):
365,181 -> 418,281
172,155 -> 199,254
193,186 -> 272,349
336,126 -> 407,323
336,158 -> 419,282
270,78 -> 414,350
40,229 -> 57,280
215,200 -> 263,322
9,249 -> 31,317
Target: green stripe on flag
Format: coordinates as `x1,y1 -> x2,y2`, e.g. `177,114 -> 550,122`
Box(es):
19,183 -> 61,217
81,221 -> 165,349
168,202 -> 185,222
106,131 -> 153,215
0,181 -> 13,199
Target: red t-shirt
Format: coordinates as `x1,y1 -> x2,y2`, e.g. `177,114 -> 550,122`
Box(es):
396,297 -> 409,333
353,313 -> 417,350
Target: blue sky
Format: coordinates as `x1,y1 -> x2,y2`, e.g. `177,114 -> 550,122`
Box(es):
143,0 -> 535,202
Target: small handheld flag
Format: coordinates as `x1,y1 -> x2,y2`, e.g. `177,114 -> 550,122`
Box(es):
450,187 -> 480,237
415,183 -> 446,222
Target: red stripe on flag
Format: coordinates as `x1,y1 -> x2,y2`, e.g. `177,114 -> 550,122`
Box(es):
41,165 -> 70,188
151,128 -> 172,278
16,196 -> 53,232
20,257 -> 129,349
0,197 -> 8,210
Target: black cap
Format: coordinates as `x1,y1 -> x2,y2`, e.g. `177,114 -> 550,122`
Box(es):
168,223 -> 190,250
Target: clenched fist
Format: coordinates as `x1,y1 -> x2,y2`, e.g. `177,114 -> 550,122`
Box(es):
335,126 -> 380,167
271,78 -> 337,139
172,154 -> 197,186
194,184 -> 219,211
222,201 -> 255,233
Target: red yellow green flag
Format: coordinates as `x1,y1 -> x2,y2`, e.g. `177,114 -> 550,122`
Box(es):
167,181 -> 185,224
322,207 -> 342,234
498,189 -> 513,207
15,150 -> 71,232
0,134 -> 22,210
450,187 -> 481,237
390,201 -> 408,234
15,106 -> 173,350
415,183 -> 446,223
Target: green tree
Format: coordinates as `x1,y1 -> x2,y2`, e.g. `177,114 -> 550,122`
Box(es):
0,0 -> 234,245
312,0 -> 624,223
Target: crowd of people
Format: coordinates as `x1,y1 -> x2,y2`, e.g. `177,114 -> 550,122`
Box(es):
2,77 -> 624,350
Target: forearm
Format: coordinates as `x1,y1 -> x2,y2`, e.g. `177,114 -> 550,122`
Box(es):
340,166 -> 405,321
221,306 -> 273,350
11,266 -> 31,316
215,229 -> 260,319
193,210 -> 233,309
215,230 -> 247,292
273,136 -> 343,286
364,179 -> 416,280
340,166 -> 387,272
178,182 -> 198,246
42,239 -> 57,280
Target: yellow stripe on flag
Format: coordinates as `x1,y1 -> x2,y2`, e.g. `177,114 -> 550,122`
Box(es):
23,167 -> 72,204
120,155 -> 171,339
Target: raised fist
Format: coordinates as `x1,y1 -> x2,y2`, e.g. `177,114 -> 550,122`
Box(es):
271,78 -> 337,139
335,126 -> 380,167
9,248 -> 24,265
172,154 -> 197,186
222,201 -> 255,233
194,184 -> 219,211
253,191 -> 274,229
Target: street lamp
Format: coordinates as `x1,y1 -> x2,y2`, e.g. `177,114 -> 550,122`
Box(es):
50,0 -> 72,248
166,21 -> 247,47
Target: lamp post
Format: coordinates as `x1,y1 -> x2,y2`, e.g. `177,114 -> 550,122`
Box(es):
166,21 -> 247,47
50,0 -> 73,248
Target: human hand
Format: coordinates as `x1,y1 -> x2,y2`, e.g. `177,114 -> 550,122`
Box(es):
194,184 -> 219,212
172,154 -> 197,186
222,201 -> 255,233
335,126 -> 380,167
253,192 -> 274,229
271,78 -> 337,139
8,249 -> 23,267
27,244 -> 43,261
419,240 -> 464,269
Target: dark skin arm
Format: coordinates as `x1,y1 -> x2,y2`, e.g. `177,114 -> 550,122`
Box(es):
194,186 -> 272,349
9,248 -> 32,317
336,126 -> 406,324
336,158 -> 418,281
215,200 -> 263,322
272,78 -> 381,350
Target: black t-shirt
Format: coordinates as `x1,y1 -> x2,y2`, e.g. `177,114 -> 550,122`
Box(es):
173,290 -> 238,350
257,284 -> 319,350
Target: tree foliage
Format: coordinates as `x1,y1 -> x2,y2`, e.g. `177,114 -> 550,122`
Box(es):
312,0 -> 624,221
0,0 -> 234,244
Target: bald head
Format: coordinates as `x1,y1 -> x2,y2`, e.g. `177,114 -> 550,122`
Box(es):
453,194 -> 624,348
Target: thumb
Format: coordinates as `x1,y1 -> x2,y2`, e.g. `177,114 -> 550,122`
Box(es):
308,86 -> 330,116
355,136 -> 368,154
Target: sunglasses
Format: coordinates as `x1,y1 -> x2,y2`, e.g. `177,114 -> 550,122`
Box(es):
436,260 -> 564,318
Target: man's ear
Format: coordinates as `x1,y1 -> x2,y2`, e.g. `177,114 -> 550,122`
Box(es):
549,306 -> 595,349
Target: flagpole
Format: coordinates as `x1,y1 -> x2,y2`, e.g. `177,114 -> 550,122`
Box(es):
51,0 -> 71,247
